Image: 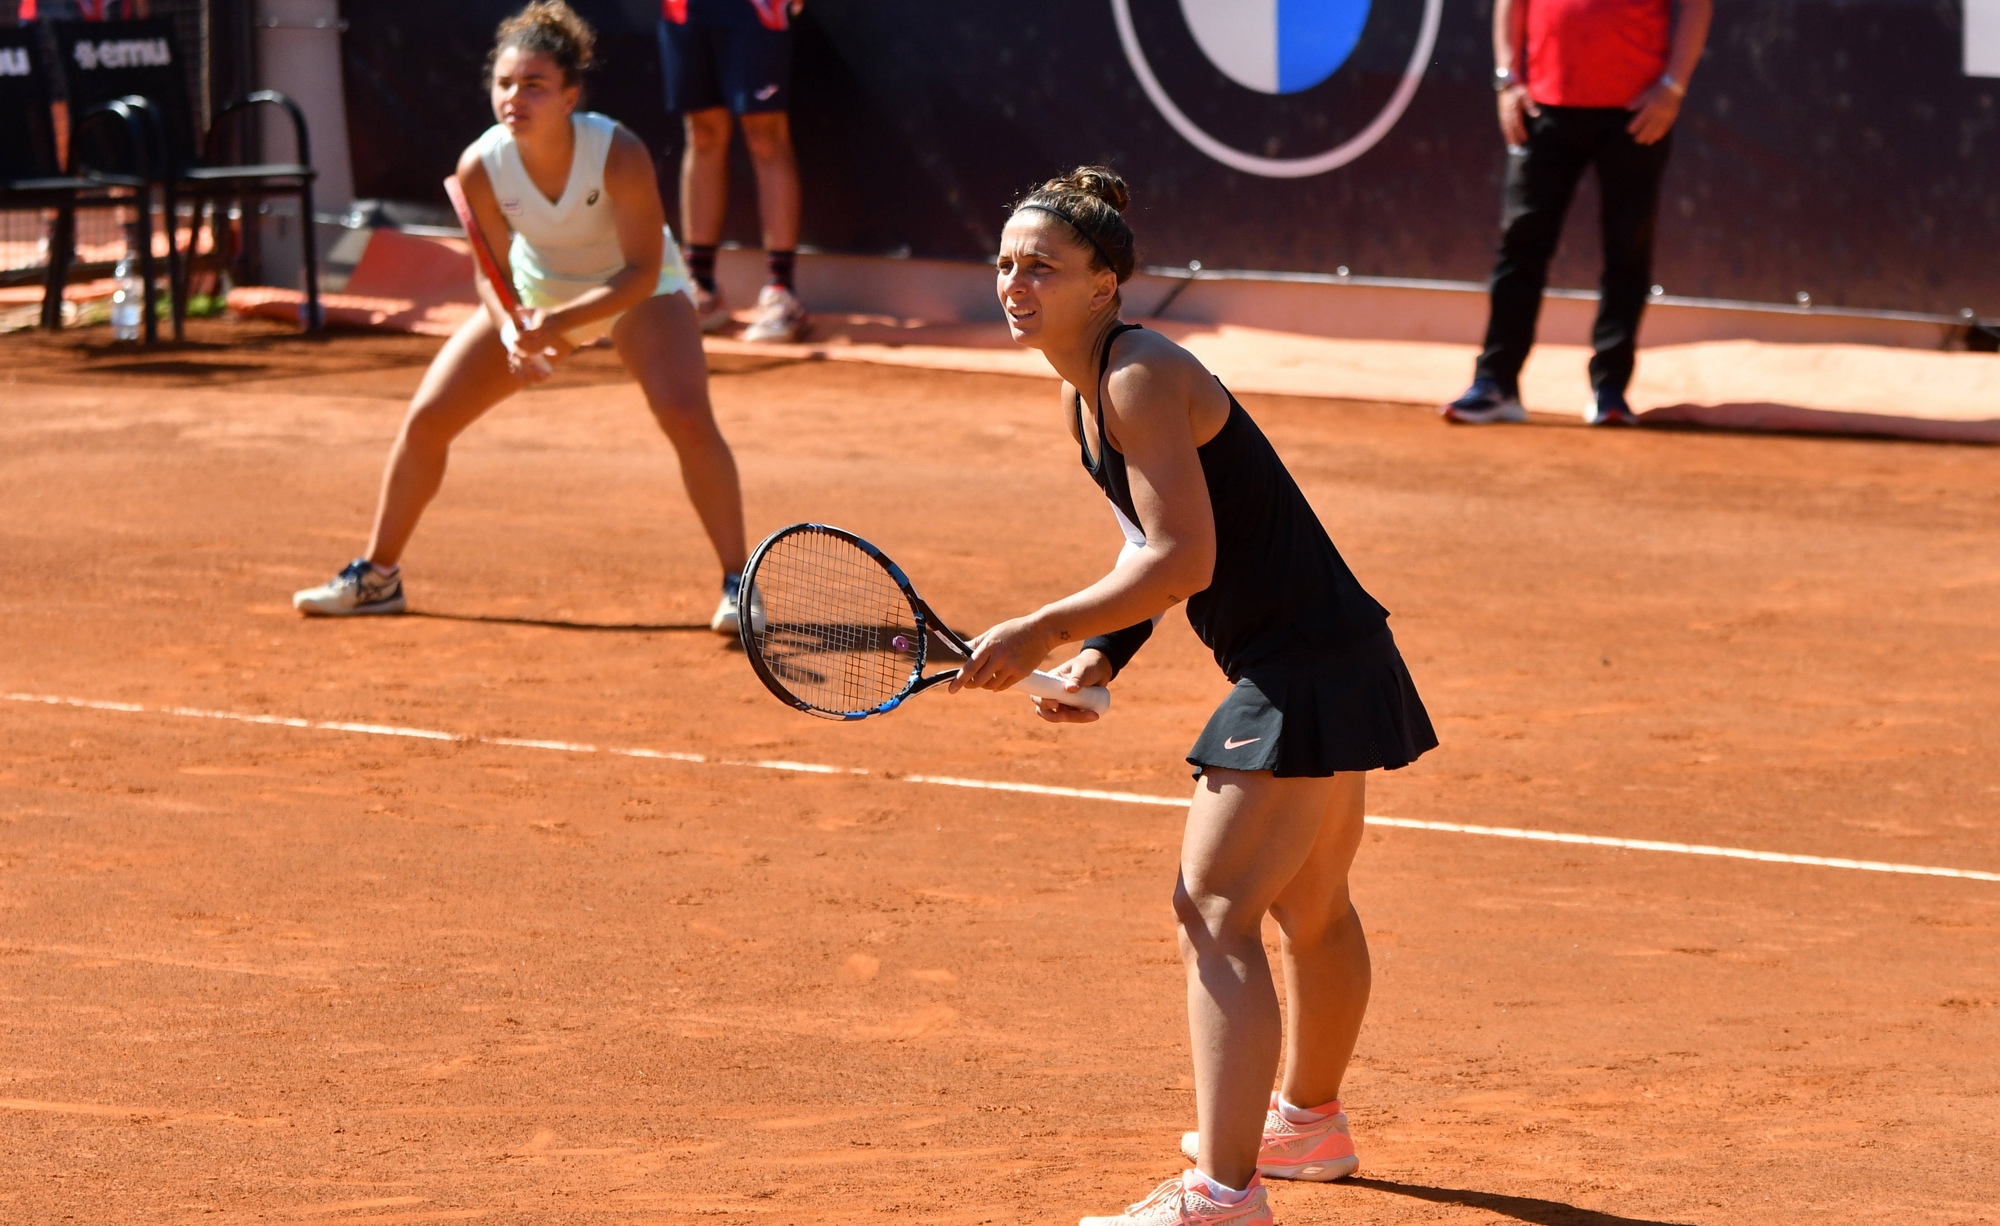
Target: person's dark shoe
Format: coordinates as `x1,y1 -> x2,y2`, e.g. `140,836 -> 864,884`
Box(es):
1440,379 -> 1526,424
1583,387 -> 1639,426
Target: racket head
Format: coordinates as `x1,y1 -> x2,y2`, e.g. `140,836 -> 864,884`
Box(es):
738,524 -> 938,720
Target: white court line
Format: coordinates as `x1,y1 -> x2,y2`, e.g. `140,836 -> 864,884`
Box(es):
7,691 -> 1998,885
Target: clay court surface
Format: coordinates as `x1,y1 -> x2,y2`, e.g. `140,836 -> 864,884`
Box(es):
4,319 -> 1998,1225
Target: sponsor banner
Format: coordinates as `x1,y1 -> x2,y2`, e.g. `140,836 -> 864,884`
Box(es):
69,35 -> 170,70
341,0 -> 1999,316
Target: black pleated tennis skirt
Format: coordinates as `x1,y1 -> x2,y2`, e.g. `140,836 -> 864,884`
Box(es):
1187,628 -> 1437,778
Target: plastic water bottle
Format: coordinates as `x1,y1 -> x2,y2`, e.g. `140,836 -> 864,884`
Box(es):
110,249 -> 143,341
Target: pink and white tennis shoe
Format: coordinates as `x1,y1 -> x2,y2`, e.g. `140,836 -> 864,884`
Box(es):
1080,1169 -> 1273,1226
1179,1094 -> 1359,1182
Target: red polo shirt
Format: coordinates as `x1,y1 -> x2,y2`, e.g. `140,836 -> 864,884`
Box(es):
1526,0 -> 1671,107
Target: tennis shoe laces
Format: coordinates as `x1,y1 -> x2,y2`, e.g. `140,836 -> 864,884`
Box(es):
1441,379 -> 1526,424
1180,1094 -> 1358,1182
742,284 -> 806,344
293,558 -> 406,617
1080,1169 -> 1273,1226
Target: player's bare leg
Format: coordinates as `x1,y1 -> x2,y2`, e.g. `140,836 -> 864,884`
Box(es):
739,111 -> 799,253
612,288 -> 748,576
365,310 -> 531,567
738,111 -> 805,342
679,106 -> 733,248
1175,769 -> 1357,1191
1270,771 -> 1371,1106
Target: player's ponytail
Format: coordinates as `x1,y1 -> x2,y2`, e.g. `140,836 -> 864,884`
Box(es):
1013,166 -> 1137,283
487,0 -> 598,87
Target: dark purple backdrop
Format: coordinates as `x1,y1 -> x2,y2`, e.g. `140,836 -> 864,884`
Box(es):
338,0 -> 2000,317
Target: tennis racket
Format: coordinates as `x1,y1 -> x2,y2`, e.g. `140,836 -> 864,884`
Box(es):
443,174 -> 553,377
738,523 -> 1112,720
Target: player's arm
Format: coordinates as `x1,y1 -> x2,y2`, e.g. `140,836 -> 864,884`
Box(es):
454,152 -> 524,336
523,127 -> 667,338
956,339 -> 1216,697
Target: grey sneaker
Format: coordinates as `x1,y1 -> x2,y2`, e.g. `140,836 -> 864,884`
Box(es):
742,284 -> 806,343
293,559 -> 406,616
1441,379 -> 1527,424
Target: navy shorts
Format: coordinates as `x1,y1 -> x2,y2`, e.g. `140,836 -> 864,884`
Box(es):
658,7 -> 792,116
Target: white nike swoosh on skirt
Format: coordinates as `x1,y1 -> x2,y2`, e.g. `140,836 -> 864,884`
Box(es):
1223,736 -> 1261,750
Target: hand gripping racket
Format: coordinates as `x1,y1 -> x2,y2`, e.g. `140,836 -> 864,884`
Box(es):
738,523 -> 1111,720
443,174 -> 553,377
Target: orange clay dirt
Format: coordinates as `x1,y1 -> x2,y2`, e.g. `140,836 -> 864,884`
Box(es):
2,317 -> 1998,1226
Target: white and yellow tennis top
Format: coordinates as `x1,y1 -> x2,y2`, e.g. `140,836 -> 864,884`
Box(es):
468,110 -> 689,336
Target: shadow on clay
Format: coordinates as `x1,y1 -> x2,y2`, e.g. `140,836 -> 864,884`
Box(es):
1347,1178 -> 1695,1226
406,611 -> 715,633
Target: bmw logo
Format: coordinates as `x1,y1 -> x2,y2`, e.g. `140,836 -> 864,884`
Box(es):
1113,0 -> 1443,178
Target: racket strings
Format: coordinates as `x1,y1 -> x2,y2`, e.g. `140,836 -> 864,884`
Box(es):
747,529 -> 923,716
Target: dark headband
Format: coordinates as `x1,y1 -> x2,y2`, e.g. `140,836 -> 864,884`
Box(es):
1016,201 -> 1118,275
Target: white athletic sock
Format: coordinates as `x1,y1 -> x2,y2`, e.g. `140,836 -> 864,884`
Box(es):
1277,1096 -> 1334,1125
1191,1169 -> 1250,1205
369,562 -> 399,578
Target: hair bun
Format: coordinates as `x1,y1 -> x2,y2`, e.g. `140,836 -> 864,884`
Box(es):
1045,166 -> 1130,215
490,0 -> 597,86
1013,164 -> 1138,283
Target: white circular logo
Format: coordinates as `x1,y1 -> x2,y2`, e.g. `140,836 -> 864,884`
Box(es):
1112,0 -> 1444,178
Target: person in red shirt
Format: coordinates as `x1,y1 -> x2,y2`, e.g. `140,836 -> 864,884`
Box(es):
1442,0 -> 1712,426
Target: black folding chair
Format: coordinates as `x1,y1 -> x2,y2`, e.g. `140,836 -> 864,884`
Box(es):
51,18 -> 321,337
0,26 -> 163,339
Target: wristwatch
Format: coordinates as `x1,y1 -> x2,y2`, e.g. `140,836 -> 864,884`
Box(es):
1493,66 -> 1521,91
1658,72 -> 1686,96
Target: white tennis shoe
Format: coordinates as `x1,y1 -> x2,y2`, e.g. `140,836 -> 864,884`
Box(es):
711,573 -> 765,636
293,559 -> 405,616
742,284 -> 806,343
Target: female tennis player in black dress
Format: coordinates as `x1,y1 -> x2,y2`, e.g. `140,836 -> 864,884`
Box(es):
954,168 -> 1436,1226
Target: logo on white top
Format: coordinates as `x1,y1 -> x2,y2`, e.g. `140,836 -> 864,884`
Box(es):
72,39 -> 172,71
500,199 -> 523,215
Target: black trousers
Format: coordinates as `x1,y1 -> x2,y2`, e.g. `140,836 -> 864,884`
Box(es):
1475,107 -> 1672,396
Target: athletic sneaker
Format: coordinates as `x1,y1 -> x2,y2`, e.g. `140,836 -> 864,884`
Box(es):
1180,1094 -> 1359,1182
692,284 -> 732,334
742,284 -> 806,344
710,572 -> 765,635
1583,386 -> 1639,426
293,558 -> 406,616
1080,1170 -> 1273,1226
1440,379 -> 1526,424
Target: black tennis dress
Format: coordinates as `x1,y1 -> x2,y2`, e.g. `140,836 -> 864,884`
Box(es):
1078,323 -> 1436,777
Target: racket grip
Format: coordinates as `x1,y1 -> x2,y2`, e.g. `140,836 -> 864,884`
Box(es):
1021,669 -> 1111,715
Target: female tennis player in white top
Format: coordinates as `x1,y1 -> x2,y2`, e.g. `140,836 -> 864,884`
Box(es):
294,1 -> 752,631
